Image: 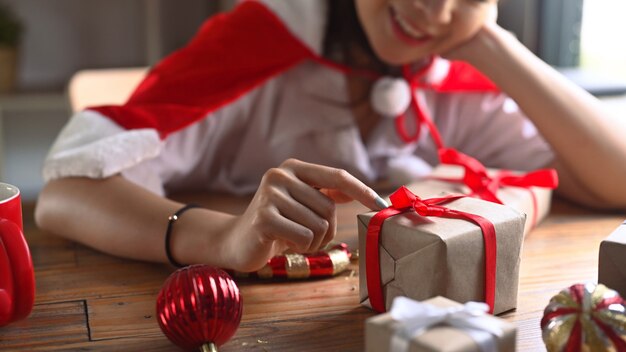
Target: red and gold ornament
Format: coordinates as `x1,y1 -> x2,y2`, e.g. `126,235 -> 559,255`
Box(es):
541,283 -> 626,352
156,265 -> 242,351
236,242 -> 352,279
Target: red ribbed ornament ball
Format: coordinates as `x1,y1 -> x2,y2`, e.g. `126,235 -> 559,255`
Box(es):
156,265 -> 243,351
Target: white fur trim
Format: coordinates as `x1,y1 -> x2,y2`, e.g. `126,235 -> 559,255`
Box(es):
43,110 -> 163,181
371,77 -> 412,117
258,0 -> 327,54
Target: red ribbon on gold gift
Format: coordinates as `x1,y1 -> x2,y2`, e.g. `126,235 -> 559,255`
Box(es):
365,186 -> 497,314
438,148 -> 559,228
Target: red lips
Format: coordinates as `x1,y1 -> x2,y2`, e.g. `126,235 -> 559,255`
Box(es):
388,6 -> 432,46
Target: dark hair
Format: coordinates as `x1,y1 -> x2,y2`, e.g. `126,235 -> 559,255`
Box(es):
323,0 -> 399,76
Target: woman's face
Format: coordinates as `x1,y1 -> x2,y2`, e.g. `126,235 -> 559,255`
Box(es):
355,0 -> 497,65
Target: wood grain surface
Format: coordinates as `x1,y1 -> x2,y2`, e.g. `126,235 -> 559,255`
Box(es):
0,198 -> 623,351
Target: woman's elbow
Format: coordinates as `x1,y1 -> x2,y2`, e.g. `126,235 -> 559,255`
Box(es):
34,182 -> 59,232
34,179 -> 79,235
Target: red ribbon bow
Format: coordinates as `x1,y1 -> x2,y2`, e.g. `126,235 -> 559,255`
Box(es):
438,148 -> 559,227
365,186 -> 497,314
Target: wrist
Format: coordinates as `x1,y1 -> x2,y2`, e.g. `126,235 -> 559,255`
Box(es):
165,204 -> 201,267
169,207 -> 236,267
465,24 -> 519,71
459,24 -> 546,95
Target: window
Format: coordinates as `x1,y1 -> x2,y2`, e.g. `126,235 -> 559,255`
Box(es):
497,0 -> 626,96
580,1 -> 626,80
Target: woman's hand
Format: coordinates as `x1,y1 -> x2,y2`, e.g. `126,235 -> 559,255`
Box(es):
221,159 -> 385,272
441,5 -> 511,67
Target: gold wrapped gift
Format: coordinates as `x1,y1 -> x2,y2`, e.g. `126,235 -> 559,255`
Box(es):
366,296 -> 516,352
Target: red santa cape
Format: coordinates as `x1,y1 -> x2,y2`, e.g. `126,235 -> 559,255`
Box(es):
88,0 -> 498,139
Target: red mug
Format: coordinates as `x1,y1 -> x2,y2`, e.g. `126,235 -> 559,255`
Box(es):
0,182 -> 35,327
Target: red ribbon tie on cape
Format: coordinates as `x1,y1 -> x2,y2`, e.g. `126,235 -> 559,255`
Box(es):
394,61 -> 498,145
365,186 -> 498,314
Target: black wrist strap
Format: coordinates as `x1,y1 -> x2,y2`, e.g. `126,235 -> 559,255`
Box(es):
165,204 -> 200,268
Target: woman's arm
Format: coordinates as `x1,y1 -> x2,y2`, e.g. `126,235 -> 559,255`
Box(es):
35,159 -> 385,271
35,175 -> 234,265
447,23 -> 626,209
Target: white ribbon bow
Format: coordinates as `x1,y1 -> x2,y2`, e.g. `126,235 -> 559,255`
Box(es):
389,296 -> 504,352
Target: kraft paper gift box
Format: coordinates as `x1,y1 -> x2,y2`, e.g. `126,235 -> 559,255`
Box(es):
358,187 -> 526,315
409,163 -> 555,237
598,220 -> 626,298
365,296 -> 517,352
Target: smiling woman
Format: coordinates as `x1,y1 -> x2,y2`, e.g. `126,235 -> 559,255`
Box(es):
34,0 -> 626,273
353,0 -> 496,64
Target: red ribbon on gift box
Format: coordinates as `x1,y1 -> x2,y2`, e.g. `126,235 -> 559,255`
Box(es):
365,186 -> 497,314
437,148 -> 559,228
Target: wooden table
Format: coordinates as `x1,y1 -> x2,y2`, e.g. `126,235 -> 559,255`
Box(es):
1,198 -> 624,351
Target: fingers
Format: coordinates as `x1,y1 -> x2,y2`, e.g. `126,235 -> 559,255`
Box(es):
285,180 -> 338,250
272,185 -> 334,252
251,159 -> 387,255
281,159 -> 387,211
254,167 -> 334,253
251,205 -> 317,252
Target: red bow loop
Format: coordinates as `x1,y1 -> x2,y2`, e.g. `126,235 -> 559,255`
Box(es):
410,199 -> 430,216
440,148 -> 502,203
439,148 -> 559,205
499,169 -> 559,189
465,173 -> 502,204
388,186 -> 418,209
416,204 -> 448,217
439,148 -> 488,176
389,187 -> 459,217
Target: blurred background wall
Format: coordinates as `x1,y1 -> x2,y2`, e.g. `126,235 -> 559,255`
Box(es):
0,0 -> 235,200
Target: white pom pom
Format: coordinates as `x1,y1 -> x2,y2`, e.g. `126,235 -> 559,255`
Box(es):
370,77 -> 411,118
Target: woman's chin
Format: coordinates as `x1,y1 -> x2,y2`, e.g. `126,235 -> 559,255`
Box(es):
372,44 -> 429,66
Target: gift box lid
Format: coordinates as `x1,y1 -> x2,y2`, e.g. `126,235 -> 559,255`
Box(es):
602,221 -> 626,245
